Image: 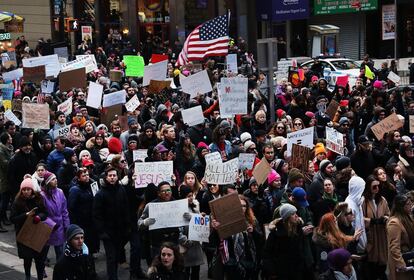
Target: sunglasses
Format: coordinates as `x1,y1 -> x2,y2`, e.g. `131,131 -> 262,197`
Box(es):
294,123 -> 302,126
277,126 -> 284,129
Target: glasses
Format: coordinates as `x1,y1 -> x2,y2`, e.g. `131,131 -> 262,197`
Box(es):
294,123 -> 302,126
277,126 -> 284,130
120,160 -> 127,163
160,189 -> 172,194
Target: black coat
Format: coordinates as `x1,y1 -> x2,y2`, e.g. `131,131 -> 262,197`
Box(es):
57,161 -> 78,197
53,253 -> 96,280
7,151 -> 38,195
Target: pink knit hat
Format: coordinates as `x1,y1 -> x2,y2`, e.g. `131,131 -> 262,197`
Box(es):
20,178 -> 34,190
268,169 -> 281,184
373,80 -> 383,89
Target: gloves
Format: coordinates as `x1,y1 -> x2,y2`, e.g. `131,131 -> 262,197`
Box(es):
144,218 -> 156,227
32,215 -> 41,224
183,212 -> 192,221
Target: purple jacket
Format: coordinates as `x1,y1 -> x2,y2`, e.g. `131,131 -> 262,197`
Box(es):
41,188 -> 70,246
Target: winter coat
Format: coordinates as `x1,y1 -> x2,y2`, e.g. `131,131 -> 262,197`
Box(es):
362,196 -> 390,264
350,149 -> 377,180
57,160 -> 78,197
187,126 -> 212,147
208,141 -> 232,159
47,148 -> 72,174
52,245 -> 96,280
312,231 -> 335,273
398,155 -> 414,188
0,143 -> 13,193
243,189 -> 271,224
7,151 -> 38,195
147,264 -> 186,280
10,193 -> 48,259
308,171 -> 329,206
386,216 -> 414,280
41,188 -> 70,246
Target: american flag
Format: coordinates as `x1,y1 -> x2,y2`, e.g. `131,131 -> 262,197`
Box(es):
176,13 -> 230,66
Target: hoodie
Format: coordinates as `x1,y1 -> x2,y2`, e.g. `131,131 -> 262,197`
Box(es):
345,176 -> 367,253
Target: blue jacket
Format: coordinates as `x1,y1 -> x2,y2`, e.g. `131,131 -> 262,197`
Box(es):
47,148 -> 72,174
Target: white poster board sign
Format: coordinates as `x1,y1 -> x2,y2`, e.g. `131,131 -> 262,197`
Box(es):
382,4 -> 396,40
133,149 -> 148,162
135,161 -> 173,188
205,152 -> 222,165
218,77 -> 248,116
125,95 -> 140,112
103,90 -> 126,108
143,60 -> 168,86
86,82 -> 103,109
22,54 -> 60,78
188,214 -> 210,243
205,158 -> 239,185
57,97 -> 73,116
238,153 -> 256,170
148,199 -> 189,230
4,110 -> 21,126
180,70 -> 213,98
286,127 -> 314,157
61,55 -> 97,73
181,106 -> 204,126
41,80 -> 55,94
387,71 -> 400,84
2,68 -> 23,81
226,54 -> 238,73
53,125 -> 70,139
325,126 -> 344,155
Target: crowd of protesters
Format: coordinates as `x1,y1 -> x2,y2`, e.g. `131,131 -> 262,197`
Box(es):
1,32 -> 414,280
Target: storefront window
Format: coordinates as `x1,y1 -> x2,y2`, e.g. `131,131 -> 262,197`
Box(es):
137,0 -> 170,44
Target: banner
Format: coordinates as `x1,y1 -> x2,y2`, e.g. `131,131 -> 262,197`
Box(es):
125,95 -> 140,112
123,55 -> 145,77
102,90 -> 126,108
22,103 -> 50,129
86,82 -> 103,109
204,158 -> 238,185
180,70 -> 213,98
59,68 -> 87,91
143,60 -> 168,86
325,126 -> 344,155
61,55 -> 97,73
382,5 -> 395,40
188,214 -> 210,243
286,127 -> 314,156
218,77 -> 248,116
134,161 -> 173,188
272,0 -> 309,20
148,199 -> 189,230
22,54 -> 60,78
181,106 -> 204,126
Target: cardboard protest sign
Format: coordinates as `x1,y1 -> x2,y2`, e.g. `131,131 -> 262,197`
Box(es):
204,152 -> 222,165
59,68 -> 86,91
109,70 -> 123,82
325,99 -> 339,120
133,149 -> 148,162
148,80 -> 171,94
124,55 -> 145,77
16,216 -> 55,253
22,54 -> 60,78
22,103 -> 50,129
61,55 -> 97,73
180,70 -> 213,98
125,95 -> 140,112
387,71 -> 401,84
209,192 -> 247,239
326,126 -> 344,155
57,97 -> 73,116
286,127 -> 314,157
181,106 -> 204,126
188,214 -> 210,243
143,60 -> 168,86
134,161 -> 173,188
2,68 -> 23,81
53,125 -> 70,139
23,65 -> 46,84
226,54 -> 238,73
410,115 -> 414,134
218,77 -> 248,116
148,199 -> 189,230
100,104 -> 122,127
86,82 -> 103,109
371,113 -> 403,140
103,90 -> 126,108
151,54 -> 169,63
41,80 -> 55,94
291,144 -> 313,174
238,153 -> 256,170
252,158 -> 272,185
4,110 -> 22,126
204,158 -> 238,185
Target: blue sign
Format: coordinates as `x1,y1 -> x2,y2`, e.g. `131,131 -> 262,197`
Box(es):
272,0 -> 309,21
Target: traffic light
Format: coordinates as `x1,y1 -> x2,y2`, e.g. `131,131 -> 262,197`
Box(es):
64,18 -> 79,32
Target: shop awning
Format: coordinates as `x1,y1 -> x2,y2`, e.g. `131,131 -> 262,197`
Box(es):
0,11 -> 24,23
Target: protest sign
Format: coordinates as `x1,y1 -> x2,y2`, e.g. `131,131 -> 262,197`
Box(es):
218,77 -> 248,116
148,199 -> 189,230
387,71 -> 401,84
180,70 -> 213,98
151,54 -> 169,63
57,97 -> 73,116
143,60 -> 168,86
22,103 -> 50,129
81,26 -> 93,42
286,127 -> 314,156
4,110 -> 21,126
0,83 -> 14,89
133,149 -> 148,162
101,105 -> 122,127
86,82 -> 103,109
252,158 -> 272,185
226,54 -> 238,73
410,116 -> 414,134
181,106 -> 204,126
204,152 -> 222,165
238,153 -> 256,170
148,80 -> 171,94
209,192 -> 247,239
335,76 -> 349,88
124,55 -> 145,77
109,70 -> 122,82
59,67 -> 87,91
61,55 -> 97,73
371,113 -> 403,140
22,54 -> 60,78
325,99 -> 340,120
103,90 -> 126,108
188,214 -> 210,243
23,65 -> 46,84
41,80 -> 54,94
326,126 -> 344,155
205,158 -> 238,185
125,95 -> 140,112
16,216 -> 55,253
291,144 -> 313,174
53,125 -> 70,139
2,68 -> 23,81
54,47 -> 69,59
134,161 -> 173,188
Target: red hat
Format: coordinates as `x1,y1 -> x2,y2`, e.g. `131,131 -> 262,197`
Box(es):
82,159 -> 95,167
108,137 -> 122,154
339,100 -> 349,107
311,75 -> 319,82
276,109 -> 286,119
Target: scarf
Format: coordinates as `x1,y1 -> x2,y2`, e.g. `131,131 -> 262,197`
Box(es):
64,242 -> 83,258
322,192 -> 338,204
333,266 -> 357,280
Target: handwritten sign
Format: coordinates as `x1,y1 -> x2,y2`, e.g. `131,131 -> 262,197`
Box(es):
188,214 -> 210,243
86,82 -> 103,109
22,103 -> 50,129
41,80 -> 54,94
22,55 -> 60,78
181,106 -> 204,126
4,110 -> 21,126
134,161 -> 173,188
286,127 -> 314,157
238,153 -> 256,170
2,68 -> 23,81
23,65 -> 46,83
325,99 -> 340,120
226,54 -> 238,73
371,113 -> 403,140
180,70 -> 213,98
143,60 -> 168,86
291,144 -> 313,174
133,149 -> 148,162
102,90 -> 126,108
61,55 -> 97,73
57,97 -> 73,116
218,77 -> 248,116
387,71 -> 401,84
326,126 -> 344,155
59,68 -> 86,91
125,95 -> 140,112
205,158 -> 238,185
252,158 -> 272,185
53,125 -> 70,139
205,152 -> 222,165
123,55 -> 145,77
148,199 -> 189,230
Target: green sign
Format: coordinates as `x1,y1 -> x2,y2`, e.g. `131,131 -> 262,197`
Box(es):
123,55 -> 145,77
314,0 -> 378,15
0,33 -> 11,41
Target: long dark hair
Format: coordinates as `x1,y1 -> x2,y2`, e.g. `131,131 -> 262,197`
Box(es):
391,195 -> 414,246
151,242 -> 184,271
363,175 -> 381,204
